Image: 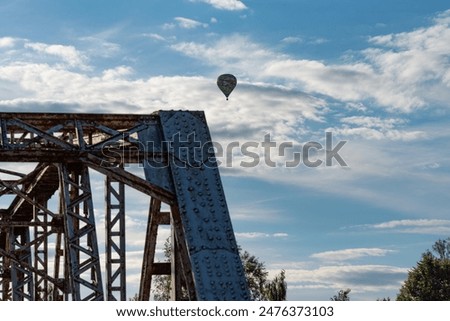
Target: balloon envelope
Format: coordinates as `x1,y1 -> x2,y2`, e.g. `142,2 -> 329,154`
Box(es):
217,74 -> 237,100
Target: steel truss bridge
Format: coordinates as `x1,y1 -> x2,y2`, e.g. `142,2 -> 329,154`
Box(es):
0,110 -> 250,301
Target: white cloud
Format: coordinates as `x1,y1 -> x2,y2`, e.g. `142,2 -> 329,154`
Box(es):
145,33 -> 166,41
170,10 -> 450,112
282,264 -> 408,298
174,17 -> 208,29
273,233 -> 289,238
281,36 -> 327,45
311,248 -> 395,262
335,127 -> 426,141
236,232 -> 288,239
345,102 -> 368,112
79,36 -> 121,58
171,34 -> 281,74
310,37 -> 328,45
349,219 -> 450,235
336,116 -> 426,141
189,0 -> 247,11
0,36 -> 16,48
282,36 -> 303,44
101,66 -> 134,80
328,116 -> 427,141
341,116 -> 405,129
373,219 -> 450,229
162,22 -> 176,30
24,42 -> 88,69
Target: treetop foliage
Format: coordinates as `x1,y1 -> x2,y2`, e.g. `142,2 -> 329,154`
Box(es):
397,238 -> 450,301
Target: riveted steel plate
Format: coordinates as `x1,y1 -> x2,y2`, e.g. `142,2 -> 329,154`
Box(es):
159,110 -> 249,300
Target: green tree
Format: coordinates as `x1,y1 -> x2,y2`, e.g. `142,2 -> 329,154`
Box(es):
240,249 -> 268,300
264,270 -> 287,301
397,238 -> 450,301
331,288 -> 351,301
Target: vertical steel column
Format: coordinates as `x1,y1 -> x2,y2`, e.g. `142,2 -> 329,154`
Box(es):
59,163 -> 104,301
10,227 -> 34,301
52,227 -> 67,301
138,199 -> 196,301
53,193 -> 69,301
139,197 -> 162,301
0,242 -> 4,300
33,204 -> 49,300
170,223 -> 182,301
0,230 -> 11,301
105,175 -> 126,301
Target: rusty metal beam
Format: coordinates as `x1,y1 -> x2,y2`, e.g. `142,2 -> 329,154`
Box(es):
0,112 -> 158,130
0,150 -> 164,163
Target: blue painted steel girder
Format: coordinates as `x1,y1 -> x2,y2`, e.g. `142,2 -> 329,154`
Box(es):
156,111 -> 250,300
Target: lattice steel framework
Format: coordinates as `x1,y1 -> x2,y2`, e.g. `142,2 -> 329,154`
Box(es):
0,111 -> 249,301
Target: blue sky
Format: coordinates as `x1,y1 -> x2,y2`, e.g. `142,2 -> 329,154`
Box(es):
1,0 -> 450,300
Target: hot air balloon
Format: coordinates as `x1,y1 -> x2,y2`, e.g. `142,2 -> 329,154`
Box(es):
217,74 -> 237,100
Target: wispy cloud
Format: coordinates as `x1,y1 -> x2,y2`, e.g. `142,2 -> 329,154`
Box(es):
171,34 -> 281,73
143,33 -> 169,42
236,232 -> 288,239
341,116 -> 406,129
354,219 -> 450,235
311,248 -> 395,262
78,36 -> 121,58
281,36 -> 327,45
281,36 -> 303,44
329,116 -> 427,141
189,0 -> 247,11
174,17 -> 208,29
